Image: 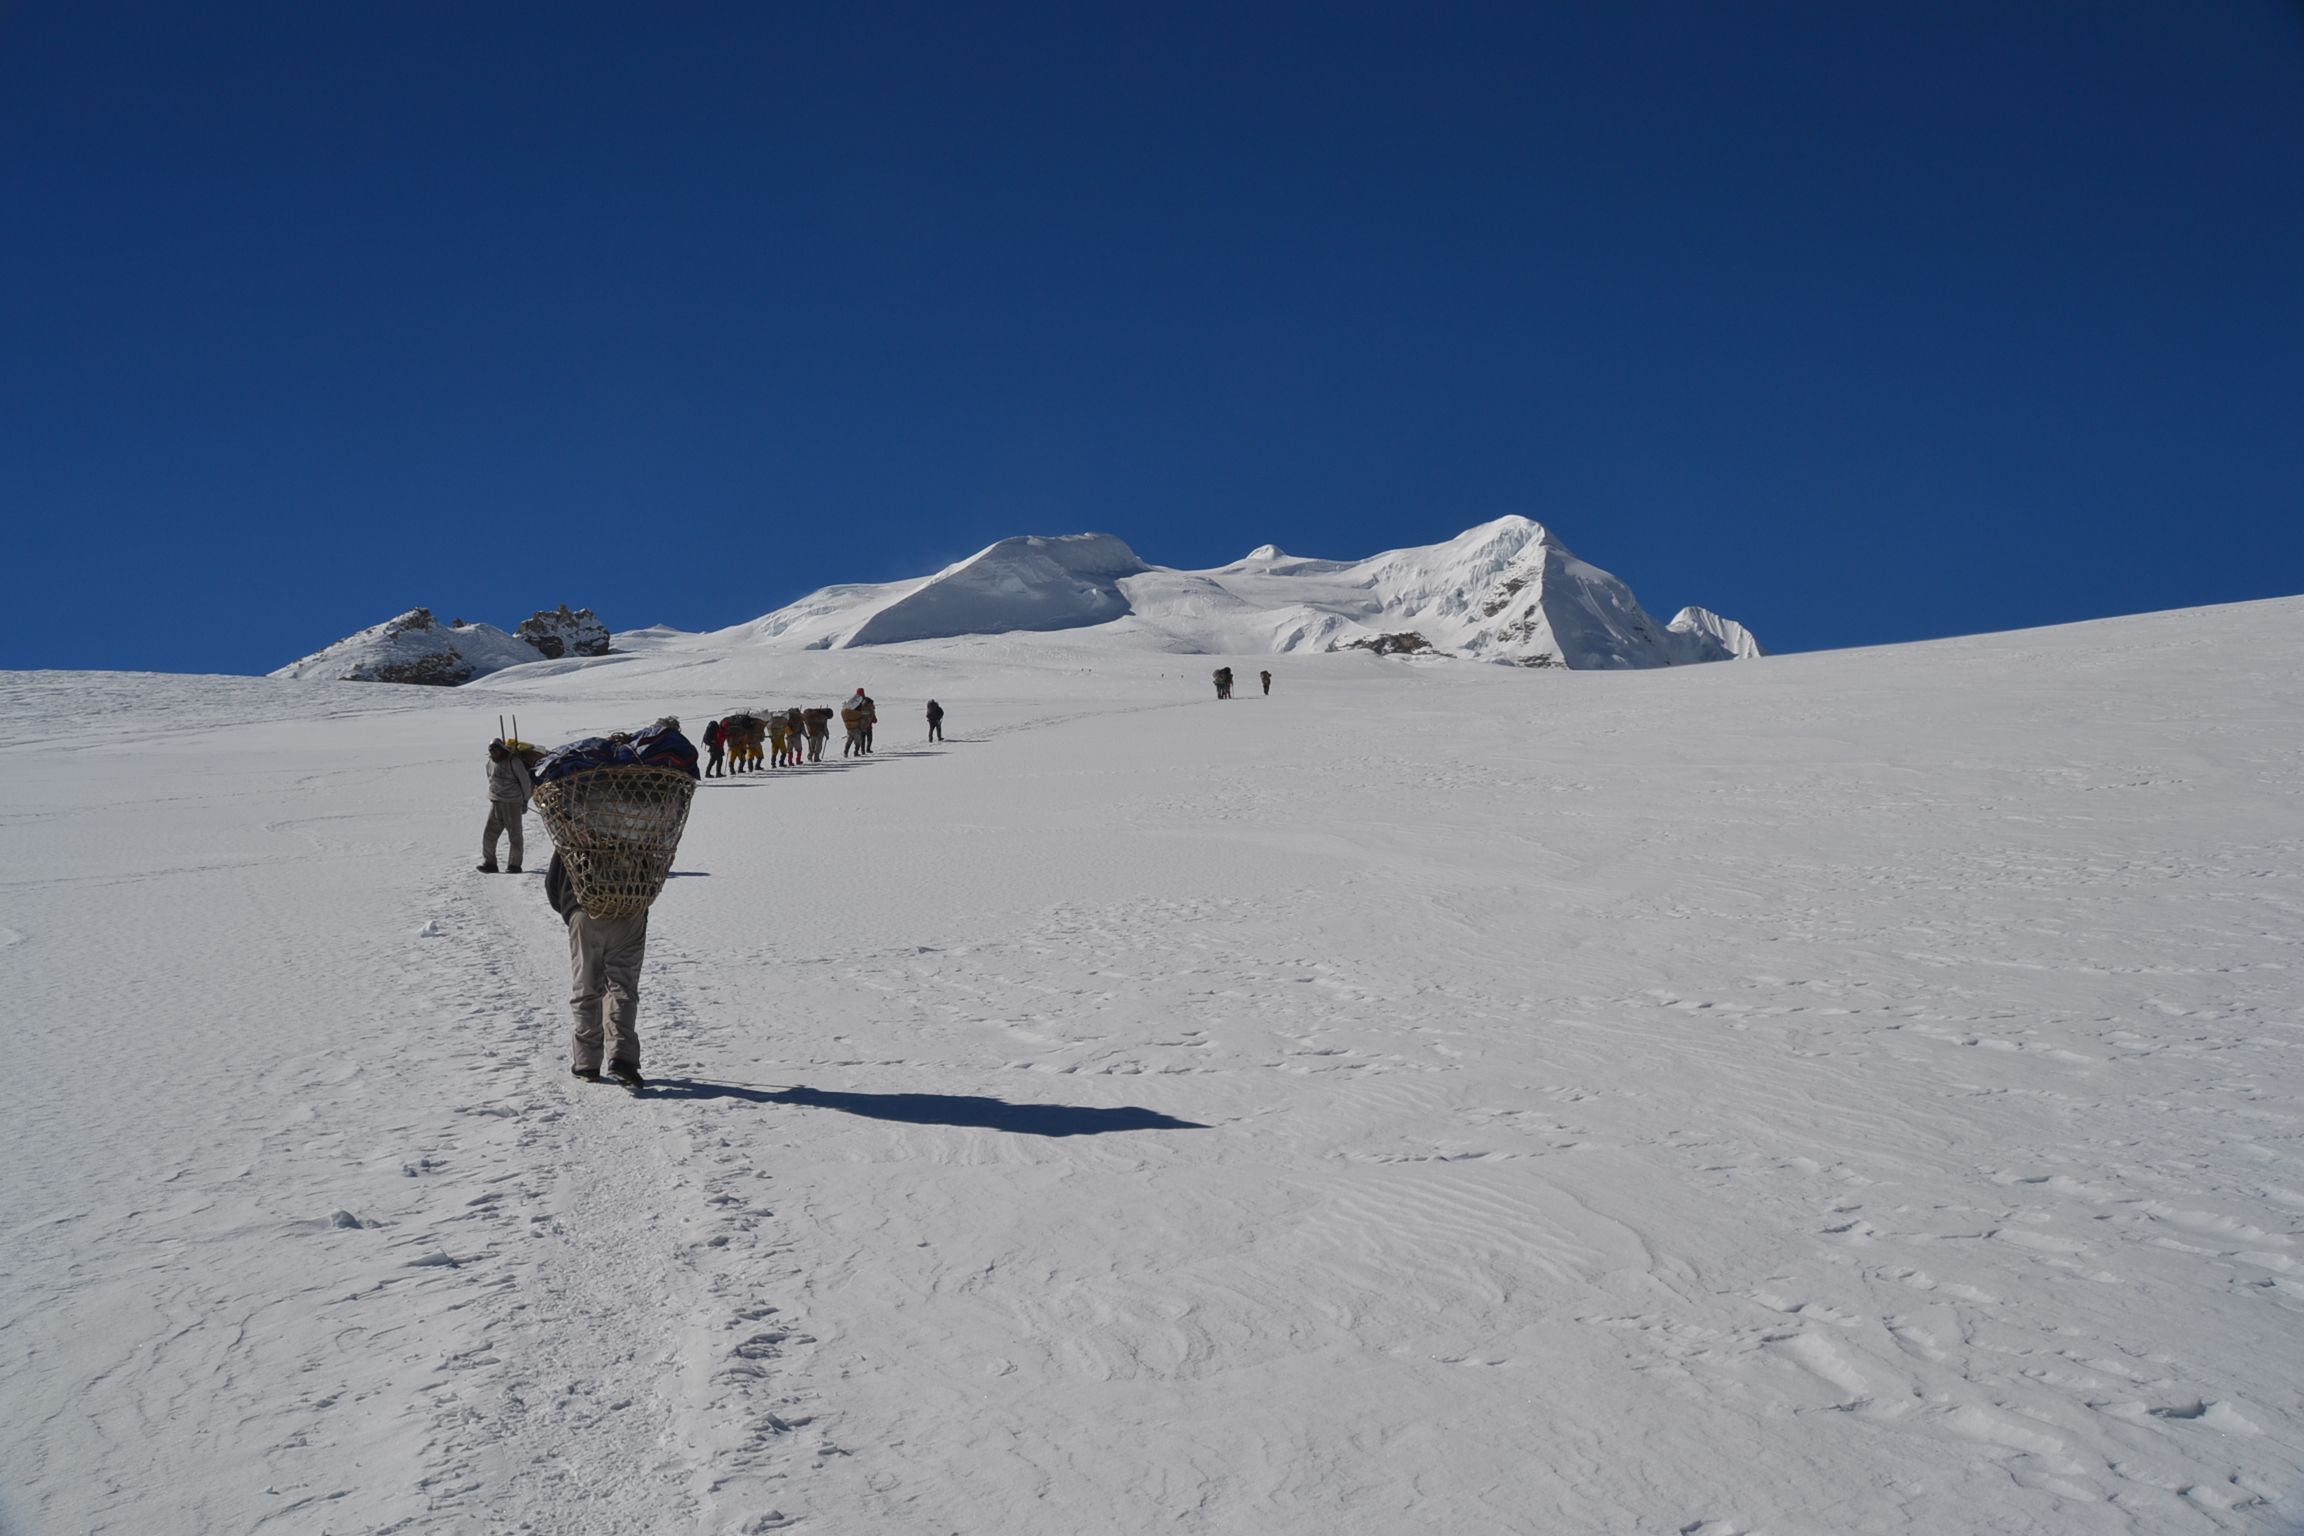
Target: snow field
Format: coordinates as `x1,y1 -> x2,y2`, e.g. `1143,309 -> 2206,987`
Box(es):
3,600 -> 2302,1534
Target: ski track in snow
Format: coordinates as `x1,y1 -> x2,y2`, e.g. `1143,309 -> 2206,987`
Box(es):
4,603 -> 2304,1534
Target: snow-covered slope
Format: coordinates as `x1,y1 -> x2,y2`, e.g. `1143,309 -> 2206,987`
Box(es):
731,532 -> 1150,650
271,607 -> 544,685
700,517 -> 1758,669
8,597 -> 2303,1535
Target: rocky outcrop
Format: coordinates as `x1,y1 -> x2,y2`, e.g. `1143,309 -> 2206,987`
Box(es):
270,608 -> 546,686
517,605 -> 612,661
1338,631 -> 1438,657
361,645 -> 482,686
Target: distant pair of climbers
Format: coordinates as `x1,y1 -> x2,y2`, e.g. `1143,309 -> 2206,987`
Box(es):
1210,668 -> 1272,700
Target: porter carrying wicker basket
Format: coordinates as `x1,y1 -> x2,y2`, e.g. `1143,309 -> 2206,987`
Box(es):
533,765 -> 697,919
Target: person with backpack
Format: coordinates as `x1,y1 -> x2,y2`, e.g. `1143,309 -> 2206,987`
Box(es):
1212,666 -> 1233,700
701,718 -> 726,778
725,714 -> 764,772
1260,669 -> 1272,696
843,688 -> 878,753
926,698 -> 945,742
478,738 -> 533,873
535,718 -> 699,1091
545,850 -> 649,1087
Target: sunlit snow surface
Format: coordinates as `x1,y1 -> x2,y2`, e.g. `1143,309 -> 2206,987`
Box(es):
4,601 -> 2303,1535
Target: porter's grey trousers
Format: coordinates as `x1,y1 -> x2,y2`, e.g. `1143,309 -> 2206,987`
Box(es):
568,908 -> 648,1071
482,800 -> 525,868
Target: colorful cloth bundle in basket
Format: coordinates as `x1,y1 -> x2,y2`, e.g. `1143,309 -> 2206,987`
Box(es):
533,724 -> 700,918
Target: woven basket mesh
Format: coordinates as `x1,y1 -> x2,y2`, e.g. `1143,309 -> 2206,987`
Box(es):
534,765 -> 697,919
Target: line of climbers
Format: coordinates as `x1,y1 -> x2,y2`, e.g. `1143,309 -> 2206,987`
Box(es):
470,661 -> 1269,1089
699,690 -> 946,777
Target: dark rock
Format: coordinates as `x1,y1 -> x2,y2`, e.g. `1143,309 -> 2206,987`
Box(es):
1335,631 -> 1439,657
517,605 -> 611,660
1478,575 -> 1531,618
371,650 -> 480,686
360,610 -> 479,685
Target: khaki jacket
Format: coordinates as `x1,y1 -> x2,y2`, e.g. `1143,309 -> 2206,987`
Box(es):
487,755 -> 533,806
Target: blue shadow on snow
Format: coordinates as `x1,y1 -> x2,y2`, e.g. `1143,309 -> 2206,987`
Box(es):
644,1080 -> 1206,1136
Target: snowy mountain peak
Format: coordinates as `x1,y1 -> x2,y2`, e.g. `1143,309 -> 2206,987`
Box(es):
1434,513 -> 1553,561
1459,511 -> 1547,542
835,532 -> 1148,649
1666,606 -> 1766,663
946,531 -> 1147,582
709,518 -> 1759,670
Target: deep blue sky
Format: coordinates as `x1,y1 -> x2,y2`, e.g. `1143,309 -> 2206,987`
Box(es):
5,2 -> 2301,674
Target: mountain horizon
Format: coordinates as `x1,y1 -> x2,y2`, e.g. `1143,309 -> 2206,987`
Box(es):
277,516 -> 1763,684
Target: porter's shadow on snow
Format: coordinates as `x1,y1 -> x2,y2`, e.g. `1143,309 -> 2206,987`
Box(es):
647,1080 -> 1207,1136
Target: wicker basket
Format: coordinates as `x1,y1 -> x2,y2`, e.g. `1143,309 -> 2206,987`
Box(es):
534,765 -> 697,919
